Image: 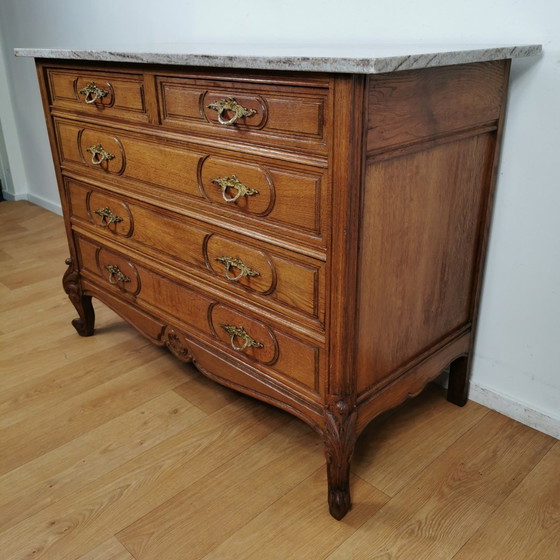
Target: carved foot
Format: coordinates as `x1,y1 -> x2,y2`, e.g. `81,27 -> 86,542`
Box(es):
328,479 -> 352,520
62,258 -> 95,337
447,355 -> 470,406
324,400 -> 357,520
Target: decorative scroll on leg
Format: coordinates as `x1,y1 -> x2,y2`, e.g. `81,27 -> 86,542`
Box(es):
323,400 -> 357,520
447,355 -> 470,406
62,257 -> 95,336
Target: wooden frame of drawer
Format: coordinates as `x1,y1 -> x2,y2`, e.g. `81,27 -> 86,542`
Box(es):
66,178 -> 326,330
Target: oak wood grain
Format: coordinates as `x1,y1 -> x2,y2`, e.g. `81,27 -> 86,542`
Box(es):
367,61 -> 506,152
201,469 -> 388,560
326,412 -> 555,560
356,134 -> 494,392
0,392 -> 204,533
117,419 -> 323,559
453,441 -> 560,560
0,353 -> 187,476
353,385 -> 489,496
0,398 -> 289,559
75,537 -> 136,560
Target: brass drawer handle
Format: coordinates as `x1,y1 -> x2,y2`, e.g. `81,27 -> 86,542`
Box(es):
94,207 -> 123,228
104,264 -> 130,285
211,175 -> 259,203
215,256 -> 260,282
87,144 -> 115,166
220,324 -> 263,352
207,97 -> 257,126
79,81 -> 109,104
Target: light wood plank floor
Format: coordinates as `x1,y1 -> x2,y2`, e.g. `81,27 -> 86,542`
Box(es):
0,200 -> 558,559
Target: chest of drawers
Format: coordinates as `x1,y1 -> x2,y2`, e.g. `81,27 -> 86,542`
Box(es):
25,45 -> 539,519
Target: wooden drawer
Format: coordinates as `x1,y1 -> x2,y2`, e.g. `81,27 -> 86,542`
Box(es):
67,179 -> 325,326
75,235 -> 321,394
46,67 -> 149,123
55,118 -> 327,249
156,74 -> 329,155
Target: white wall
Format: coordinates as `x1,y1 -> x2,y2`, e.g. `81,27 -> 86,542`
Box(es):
0,0 -> 558,436
0,26 -> 29,199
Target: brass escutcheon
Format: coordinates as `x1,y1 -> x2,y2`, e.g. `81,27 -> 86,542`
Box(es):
94,207 -> 123,228
220,324 -> 263,352
207,97 -> 257,126
104,264 -> 130,285
211,175 -> 259,203
215,256 -> 260,282
86,144 -> 115,166
79,81 -> 109,104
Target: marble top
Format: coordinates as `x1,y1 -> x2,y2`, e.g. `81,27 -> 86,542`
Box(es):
15,43 -> 542,74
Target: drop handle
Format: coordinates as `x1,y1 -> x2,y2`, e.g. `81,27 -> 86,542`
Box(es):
104,264 -> 130,285
87,144 -> 115,166
94,207 -> 123,228
79,81 -> 109,104
220,324 -> 263,352
215,256 -> 260,282
206,97 -> 257,126
211,175 -> 259,203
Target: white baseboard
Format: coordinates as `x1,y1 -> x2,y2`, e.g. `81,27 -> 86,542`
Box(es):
469,382 -> 560,439
2,191 -> 28,201
2,191 -> 62,215
26,193 -> 62,215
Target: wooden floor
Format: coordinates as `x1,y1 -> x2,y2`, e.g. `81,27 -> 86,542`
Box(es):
0,200 -> 558,560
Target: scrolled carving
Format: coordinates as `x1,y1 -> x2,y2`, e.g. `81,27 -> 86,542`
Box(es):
62,257 -> 95,336
323,399 -> 357,520
161,327 -> 193,363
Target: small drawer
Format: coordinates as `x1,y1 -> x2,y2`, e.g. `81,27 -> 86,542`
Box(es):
67,179 -> 325,326
46,67 -> 149,123
76,235 -> 321,394
55,118 -> 327,249
156,75 -> 329,155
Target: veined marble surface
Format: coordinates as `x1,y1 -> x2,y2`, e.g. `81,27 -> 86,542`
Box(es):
14,43 -> 541,73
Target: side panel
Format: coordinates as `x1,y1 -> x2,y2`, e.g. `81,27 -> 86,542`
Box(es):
356,60 -> 509,398
356,134 -> 494,393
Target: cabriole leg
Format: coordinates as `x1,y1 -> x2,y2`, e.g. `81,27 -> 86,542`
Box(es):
62,257 -> 95,337
447,354 -> 470,406
323,400 -> 357,520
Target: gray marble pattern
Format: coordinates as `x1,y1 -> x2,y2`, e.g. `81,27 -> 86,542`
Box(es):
15,43 -> 541,74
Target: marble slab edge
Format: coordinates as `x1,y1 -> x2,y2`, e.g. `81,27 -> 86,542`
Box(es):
14,45 -> 542,74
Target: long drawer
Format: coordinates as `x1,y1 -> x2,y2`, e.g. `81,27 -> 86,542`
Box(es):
54,118 -> 327,251
67,178 -> 325,327
75,234 -> 322,395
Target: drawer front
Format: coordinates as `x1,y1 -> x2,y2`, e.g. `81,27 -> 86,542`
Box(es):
46,67 -> 149,123
76,235 -> 321,393
55,119 -> 326,248
157,75 -> 328,155
67,179 -> 325,325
